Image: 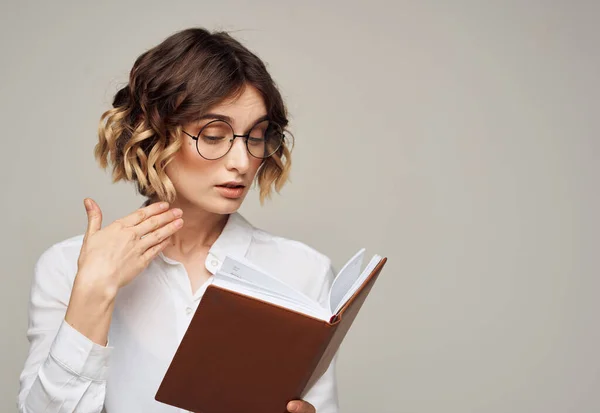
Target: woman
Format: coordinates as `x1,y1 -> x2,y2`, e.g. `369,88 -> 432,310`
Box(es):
18,28 -> 338,413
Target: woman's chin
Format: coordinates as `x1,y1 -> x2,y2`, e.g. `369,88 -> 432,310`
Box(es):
208,194 -> 246,214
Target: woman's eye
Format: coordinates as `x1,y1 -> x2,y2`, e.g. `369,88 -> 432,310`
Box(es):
247,137 -> 264,146
202,135 -> 226,144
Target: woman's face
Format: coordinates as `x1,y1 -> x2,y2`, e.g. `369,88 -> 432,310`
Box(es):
165,84 -> 266,215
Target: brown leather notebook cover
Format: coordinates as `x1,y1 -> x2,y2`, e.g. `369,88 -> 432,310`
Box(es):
155,257 -> 387,413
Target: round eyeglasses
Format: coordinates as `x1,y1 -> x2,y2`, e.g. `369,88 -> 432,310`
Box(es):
182,119 -> 285,160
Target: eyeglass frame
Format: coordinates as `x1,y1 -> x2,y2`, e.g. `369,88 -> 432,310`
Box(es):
181,118 -> 285,161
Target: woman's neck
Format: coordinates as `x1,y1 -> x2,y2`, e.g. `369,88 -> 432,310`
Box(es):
147,196 -> 229,259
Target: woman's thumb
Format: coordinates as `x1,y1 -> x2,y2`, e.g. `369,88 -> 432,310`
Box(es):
84,198 -> 102,236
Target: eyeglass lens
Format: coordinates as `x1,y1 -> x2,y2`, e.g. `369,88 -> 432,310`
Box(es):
195,120 -> 283,159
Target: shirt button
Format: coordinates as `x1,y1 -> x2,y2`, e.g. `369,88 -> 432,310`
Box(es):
211,259 -> 219,267
185,307 -> 193,315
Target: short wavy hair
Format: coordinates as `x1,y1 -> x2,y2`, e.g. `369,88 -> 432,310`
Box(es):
95,27 -> 292,205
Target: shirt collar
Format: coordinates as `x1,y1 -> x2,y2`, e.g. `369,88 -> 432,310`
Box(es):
206,212 -> 254,272
152,207 -> 254,274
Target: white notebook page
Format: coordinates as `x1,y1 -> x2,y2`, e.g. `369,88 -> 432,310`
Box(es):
212,250 -> 382,321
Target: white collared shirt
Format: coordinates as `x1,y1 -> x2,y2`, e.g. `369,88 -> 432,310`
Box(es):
18,212 -> 339,413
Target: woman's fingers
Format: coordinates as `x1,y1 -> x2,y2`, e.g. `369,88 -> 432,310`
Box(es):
141,235 -> 173,263
138,217 -> 184,251
75,200 -> 184,292
287,400 -> 316,413
83,198 -> 103,239
135,208 -> 183,238
118,201 -> 170,227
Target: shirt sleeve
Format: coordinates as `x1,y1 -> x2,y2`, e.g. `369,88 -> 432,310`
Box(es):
18,244 -> 113,413
301,264 -> 340,413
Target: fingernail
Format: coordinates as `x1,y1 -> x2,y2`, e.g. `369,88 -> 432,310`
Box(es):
160,202 -> 169,209
287,402 -> 297,412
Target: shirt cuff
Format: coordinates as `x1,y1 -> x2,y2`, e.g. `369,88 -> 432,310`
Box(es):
49,319 -> 113,381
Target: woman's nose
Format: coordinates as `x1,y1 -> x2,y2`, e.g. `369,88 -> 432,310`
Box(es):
224,137 -> 250,173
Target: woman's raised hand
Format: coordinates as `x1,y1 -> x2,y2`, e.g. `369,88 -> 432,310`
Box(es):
76,198 -> 184,292
64,198 -> 184,346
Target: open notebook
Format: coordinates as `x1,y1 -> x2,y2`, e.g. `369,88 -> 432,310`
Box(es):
213,248 -> 383,321
155,248 -> 387,413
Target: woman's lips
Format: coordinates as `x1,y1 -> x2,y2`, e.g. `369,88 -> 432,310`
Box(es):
215,184 -> 245,199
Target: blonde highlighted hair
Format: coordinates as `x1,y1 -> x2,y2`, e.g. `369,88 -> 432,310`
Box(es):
95,28 -> 292,205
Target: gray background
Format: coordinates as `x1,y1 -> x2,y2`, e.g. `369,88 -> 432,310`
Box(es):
1,1 -> 599,412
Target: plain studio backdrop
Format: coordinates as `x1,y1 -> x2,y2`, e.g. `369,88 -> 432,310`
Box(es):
1,1 -> 598,412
